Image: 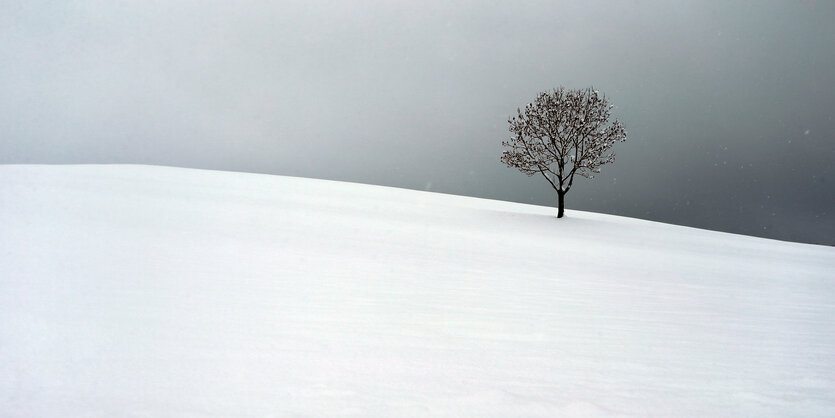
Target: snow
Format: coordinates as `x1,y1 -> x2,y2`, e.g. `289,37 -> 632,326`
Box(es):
1,164 -> 834,417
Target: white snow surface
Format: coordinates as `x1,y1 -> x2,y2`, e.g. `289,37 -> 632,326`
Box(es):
2,164 -> 834,417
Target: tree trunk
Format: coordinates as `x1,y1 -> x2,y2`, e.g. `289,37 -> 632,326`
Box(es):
557,190 -> 565,218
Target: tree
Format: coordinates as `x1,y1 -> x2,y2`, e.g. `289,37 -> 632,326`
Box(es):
501,87 -> 627,218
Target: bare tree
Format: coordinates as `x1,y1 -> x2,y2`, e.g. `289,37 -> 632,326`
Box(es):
501,87 -> 627,218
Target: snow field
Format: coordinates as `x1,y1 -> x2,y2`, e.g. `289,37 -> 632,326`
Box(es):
1,165 -> 834,416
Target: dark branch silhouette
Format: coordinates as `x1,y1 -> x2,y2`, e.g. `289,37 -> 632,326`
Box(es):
501,87 -> 627,218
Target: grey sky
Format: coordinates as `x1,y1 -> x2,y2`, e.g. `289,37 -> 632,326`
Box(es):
2,1 -> 833,245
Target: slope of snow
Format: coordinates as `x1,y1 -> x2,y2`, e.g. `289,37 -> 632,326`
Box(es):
1,164 -> 834,417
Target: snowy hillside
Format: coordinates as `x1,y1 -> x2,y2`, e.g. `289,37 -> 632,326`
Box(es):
2,165 -> 834,417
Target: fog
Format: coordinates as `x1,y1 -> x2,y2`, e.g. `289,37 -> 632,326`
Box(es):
2,1 -> 833,244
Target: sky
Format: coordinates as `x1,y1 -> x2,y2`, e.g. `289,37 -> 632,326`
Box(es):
2,0 -> 833,245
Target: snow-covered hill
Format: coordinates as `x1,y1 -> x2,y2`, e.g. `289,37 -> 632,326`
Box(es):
2,165 -> 834,417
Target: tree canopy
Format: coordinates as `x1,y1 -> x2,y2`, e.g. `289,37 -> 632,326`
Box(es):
501,87 -> 627,217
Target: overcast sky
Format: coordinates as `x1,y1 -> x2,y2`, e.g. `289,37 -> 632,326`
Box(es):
2,1 -> 833,245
